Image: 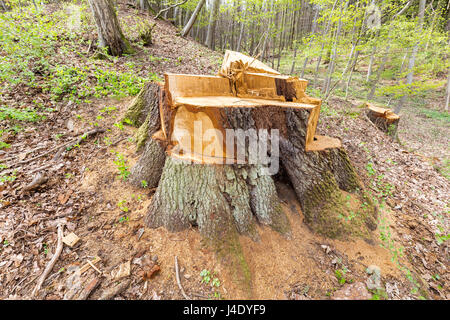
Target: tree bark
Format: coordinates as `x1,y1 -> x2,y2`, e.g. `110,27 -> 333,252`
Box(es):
87,0 -> 132,56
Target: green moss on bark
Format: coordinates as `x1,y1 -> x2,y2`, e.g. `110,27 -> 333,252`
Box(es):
302,170 -> 377,240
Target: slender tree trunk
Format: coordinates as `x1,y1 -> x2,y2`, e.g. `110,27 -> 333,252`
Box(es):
205,0 -> 221,49
367,45 -> 391,101
313,0 -> 338,87
87,0 -> 132,56
181,0 -> 206,37
301,5 -> 320,78
236,9 -> 246,52
445,70 -> 450,111
323,1 -> 347,96
395,0 -> 426,114
366,46 -> 377,82
345,50 -> 359,99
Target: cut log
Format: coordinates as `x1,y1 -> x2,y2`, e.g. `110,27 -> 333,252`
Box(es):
366,103 -> 400,137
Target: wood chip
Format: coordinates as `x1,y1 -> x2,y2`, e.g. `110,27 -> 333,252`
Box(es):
78,256 -> 101,275
113,261 -> 131,279
62,232 -> 80,247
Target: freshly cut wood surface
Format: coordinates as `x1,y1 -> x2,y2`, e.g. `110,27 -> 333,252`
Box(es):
305,135 -> 342,151
173,96 -> 316,109
164,73 -> 231,101
367,103 -> 399,121
219,50 -> 281,76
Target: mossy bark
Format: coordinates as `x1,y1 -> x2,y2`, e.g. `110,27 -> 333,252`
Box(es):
87,0 -> 134,56
123,82 -> 161,130
280,109 -> 377,240
129,138 -> 166,188
127,82 -> 165,186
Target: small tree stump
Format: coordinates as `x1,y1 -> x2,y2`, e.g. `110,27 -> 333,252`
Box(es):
366,103 -> 400,137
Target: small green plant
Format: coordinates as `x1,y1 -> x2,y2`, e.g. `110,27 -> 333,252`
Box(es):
200,269 -> 222,299
0,141 -> 11,150
334,269 -> 348,285
370,288 -> 388,300
117,200 -> 129,213
200,269 -> 211,284
0,170 -> 17,183
366,162 -> 376,176
43,243 -> 49,255
113,122 -> 125,130
100,106 -> 118,114
112,151 -> 130,181
141,180 -> 148,188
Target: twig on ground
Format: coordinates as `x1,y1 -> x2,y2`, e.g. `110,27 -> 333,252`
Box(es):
174,256 -> 190,300
77,277 -> 102,300
87,260 -> 103,275
7,128 -> 105,168
32,224 -> 64,297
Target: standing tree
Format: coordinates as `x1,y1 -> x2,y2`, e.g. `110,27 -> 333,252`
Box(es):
87,0 -> 133,56
181,0 -> 206,37
395,0 -> 426,114
205,0 -> 221,49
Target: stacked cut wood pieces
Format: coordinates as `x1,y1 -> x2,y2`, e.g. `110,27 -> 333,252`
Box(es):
154,50 -> 340,164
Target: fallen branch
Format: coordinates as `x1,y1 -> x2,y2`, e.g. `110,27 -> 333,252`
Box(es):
22,172 -> 48,192
77,277 -> 102,300
7,128 -> 105,168
0,145 -> 46,163
32,224 -> 64,297
174,256 -> 190,300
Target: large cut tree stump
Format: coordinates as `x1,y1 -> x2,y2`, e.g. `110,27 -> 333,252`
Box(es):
124,51 -> 378,292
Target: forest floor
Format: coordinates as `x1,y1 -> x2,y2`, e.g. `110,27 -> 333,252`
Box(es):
0,2 -> 448,300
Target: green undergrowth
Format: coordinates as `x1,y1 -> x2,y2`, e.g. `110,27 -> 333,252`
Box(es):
0,4 -> 160,105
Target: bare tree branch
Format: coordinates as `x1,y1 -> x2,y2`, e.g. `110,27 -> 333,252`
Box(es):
155,0 -> 188,20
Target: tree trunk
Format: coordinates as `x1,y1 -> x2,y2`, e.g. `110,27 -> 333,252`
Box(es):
205,0 -> 221,49
181,0 -> 205,37
395,0 -> 426,114
446,69 -> 450,111
87,0 -> 133,56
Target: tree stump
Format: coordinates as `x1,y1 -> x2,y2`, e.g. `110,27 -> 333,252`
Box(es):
366,103 -> 400,138
124,51 -> 378,292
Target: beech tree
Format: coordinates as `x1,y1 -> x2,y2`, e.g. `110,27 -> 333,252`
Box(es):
87,0 -> 133,56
